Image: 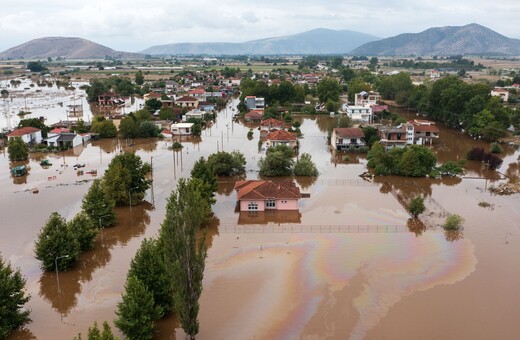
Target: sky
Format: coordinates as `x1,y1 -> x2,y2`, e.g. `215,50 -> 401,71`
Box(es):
1,0 -> 519,52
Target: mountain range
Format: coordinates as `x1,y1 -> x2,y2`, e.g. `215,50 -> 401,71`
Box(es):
140,28 -> 379,55
1,24 -> 519,59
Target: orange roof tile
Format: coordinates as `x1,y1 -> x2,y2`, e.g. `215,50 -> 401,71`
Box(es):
235,180 -> 301,200
265,129 -> 297,141
7,126 -> 41,137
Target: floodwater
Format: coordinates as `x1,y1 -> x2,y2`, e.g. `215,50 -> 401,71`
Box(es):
0,77 -> 144,130
2,97 -> 520,339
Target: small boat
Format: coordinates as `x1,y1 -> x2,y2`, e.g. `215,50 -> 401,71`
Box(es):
11,165 -> 27,177
85,170 -> 97,176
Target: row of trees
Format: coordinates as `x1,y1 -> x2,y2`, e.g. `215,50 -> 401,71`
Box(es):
34,153 -> 150,272
367,143 -> 437,177
110,151 -> 245,339
258,145 -> 318,177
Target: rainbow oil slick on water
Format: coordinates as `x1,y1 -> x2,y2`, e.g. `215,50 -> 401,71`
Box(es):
207,230 -> 476,339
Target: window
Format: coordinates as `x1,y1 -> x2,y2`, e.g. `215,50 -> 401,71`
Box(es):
247,202 -> 258,211
266,200 -> 276,208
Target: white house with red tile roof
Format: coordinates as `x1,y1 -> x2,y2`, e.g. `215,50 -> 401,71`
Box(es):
265,130 -> 298,149
405,119 -> 439,146
234,180 -> 301,211
7,127 -> 43,144
176,96 -> 199,108
491,88 -> 509,102
188,88 -> 206,101
331,128 -> 365,150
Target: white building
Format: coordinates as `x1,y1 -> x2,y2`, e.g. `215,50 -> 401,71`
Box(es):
342,104 -> 373,123
354,91 -> 380,107
183,109 -> 207,122
491,88 -> 509,102
6,127 -> 43,144
245,96 -> 265,110
171,123 -> 194,136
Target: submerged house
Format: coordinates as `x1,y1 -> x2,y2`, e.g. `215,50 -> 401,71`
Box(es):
330,128 -> 365,150
234,180 -> 302,212
7,127 -> 43,144
264,130 -> 298,149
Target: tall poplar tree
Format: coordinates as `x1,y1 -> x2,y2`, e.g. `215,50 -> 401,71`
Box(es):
159,178 -> 209,339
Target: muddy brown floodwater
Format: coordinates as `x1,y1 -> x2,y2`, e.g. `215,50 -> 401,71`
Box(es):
2,100 -> 520,339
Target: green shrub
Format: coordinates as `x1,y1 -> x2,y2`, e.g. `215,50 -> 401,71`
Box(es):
443,214 -> 465,230
490,142 -> 503,154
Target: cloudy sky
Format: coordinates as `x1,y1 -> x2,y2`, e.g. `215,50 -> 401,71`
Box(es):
1,0 -> 519,52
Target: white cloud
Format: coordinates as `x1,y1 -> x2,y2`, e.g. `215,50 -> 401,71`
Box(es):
0,0 -> 519,52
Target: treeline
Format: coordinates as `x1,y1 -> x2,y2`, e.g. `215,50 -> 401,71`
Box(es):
240,78 -> 306,106
384,57 -> 484,71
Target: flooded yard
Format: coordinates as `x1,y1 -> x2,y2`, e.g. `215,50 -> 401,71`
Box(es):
1,98 -> 520,339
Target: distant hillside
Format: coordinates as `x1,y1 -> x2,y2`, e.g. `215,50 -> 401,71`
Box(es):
350,24 -> 520,56
0,37 -> 143,59
141,28 -> 380,55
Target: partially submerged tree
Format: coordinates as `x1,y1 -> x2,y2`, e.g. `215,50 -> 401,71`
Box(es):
159,178 -> 209,339
34,212 -> 80,271
259,144 -> 294,177
294,153 -> 318,176
408,196 -> 426,218
0,255 -> 31,338
127,238 -> 174,315
8,137 -> 29,162
115,275 -> 162,340
103,153 -> 151,206
82,179 -> 116,228
207,151 -> 246,176
68,213 -> 97,252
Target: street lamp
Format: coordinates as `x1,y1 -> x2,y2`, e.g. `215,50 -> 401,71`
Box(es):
128,186 -> 139,207
55,255 -> 69,293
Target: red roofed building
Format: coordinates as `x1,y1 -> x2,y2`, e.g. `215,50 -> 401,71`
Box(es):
188,88 -> 206,101
244,110 -> 264,122
265,130 -> 298,149
260,118 -> 285,130
7,127 -> 43,144
405,120 -> 439,146
176,96 -> 199,108
234,180 -> 301,211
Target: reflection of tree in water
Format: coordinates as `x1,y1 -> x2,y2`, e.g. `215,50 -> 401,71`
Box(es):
203,216 -> 220,249
8,327 -> 36,340
38,202 -> 152,315
107,202 -> 153,247
315,116 -> 333,133
505,157 -> 520,181
91,139 -> 118,154
295,176 -> 317,190
136,139 -> 158,152
154,313 -> 180,338
407,218 -> 427,237
444,229 -> 464,242
39,241 -> 112,315
374,176 -> 462,202
217,179 -> 237,196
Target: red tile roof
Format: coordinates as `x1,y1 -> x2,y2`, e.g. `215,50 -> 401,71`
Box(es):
188,89 -> 205,94
49,127 -> 70,134
235,180 -> 301,200
244,111 -> 264,120
414,125 -> 439,133
266,129 -> 297,141
176,96 -> 198,102
333,128 -> 364,139
7,126 -> 41,137
260,118 -> 285,127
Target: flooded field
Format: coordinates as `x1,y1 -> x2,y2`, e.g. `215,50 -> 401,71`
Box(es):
0,77 -> 144,130
2,99 -> 520,339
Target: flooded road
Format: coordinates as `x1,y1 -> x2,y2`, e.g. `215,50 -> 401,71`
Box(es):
2,99 -> 520,339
